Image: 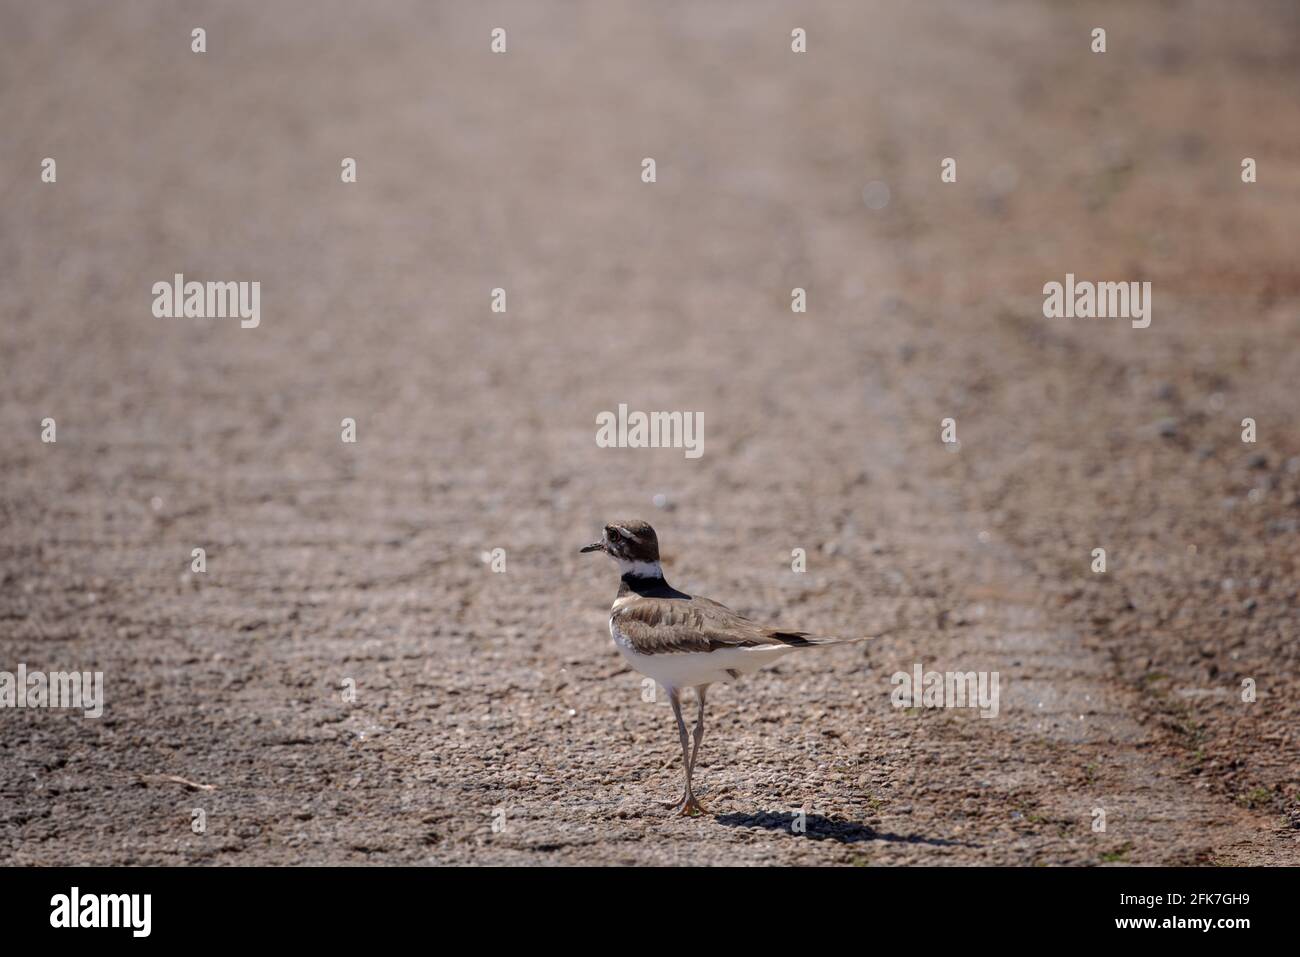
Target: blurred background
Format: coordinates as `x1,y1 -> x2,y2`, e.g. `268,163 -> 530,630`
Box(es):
1,1 -> 1297,864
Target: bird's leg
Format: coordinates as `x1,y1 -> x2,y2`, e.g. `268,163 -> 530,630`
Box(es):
687,684 -> 709,783
657,687 -> 686,807
668,688 -> 704,816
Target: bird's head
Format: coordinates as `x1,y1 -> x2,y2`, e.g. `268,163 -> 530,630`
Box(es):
581,520 -> 662,577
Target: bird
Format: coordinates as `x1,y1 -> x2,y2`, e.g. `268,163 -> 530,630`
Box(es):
581,519 -> 872,816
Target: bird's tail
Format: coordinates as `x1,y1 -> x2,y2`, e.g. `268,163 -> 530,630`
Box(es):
766,630 -> 883,647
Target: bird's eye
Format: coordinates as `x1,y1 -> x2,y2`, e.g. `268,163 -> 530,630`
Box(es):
607,527 -> 622,539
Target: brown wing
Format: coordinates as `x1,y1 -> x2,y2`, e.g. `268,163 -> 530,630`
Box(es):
613,595 -> 819,656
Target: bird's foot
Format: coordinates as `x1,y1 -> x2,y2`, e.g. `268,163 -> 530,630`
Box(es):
662,789 -> 704,810
661,790 -> 705,814
676,795 -> 706,817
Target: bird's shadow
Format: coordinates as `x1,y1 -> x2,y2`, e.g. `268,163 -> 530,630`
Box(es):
715,810 -> 971,847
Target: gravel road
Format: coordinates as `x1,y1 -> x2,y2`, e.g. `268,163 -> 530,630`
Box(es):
1,0 -> 1296,865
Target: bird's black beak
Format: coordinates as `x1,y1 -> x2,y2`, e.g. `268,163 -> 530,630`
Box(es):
580,541 -> 605,554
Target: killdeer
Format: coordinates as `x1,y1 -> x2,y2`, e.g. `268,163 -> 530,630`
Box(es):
581,520 -> 871,816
